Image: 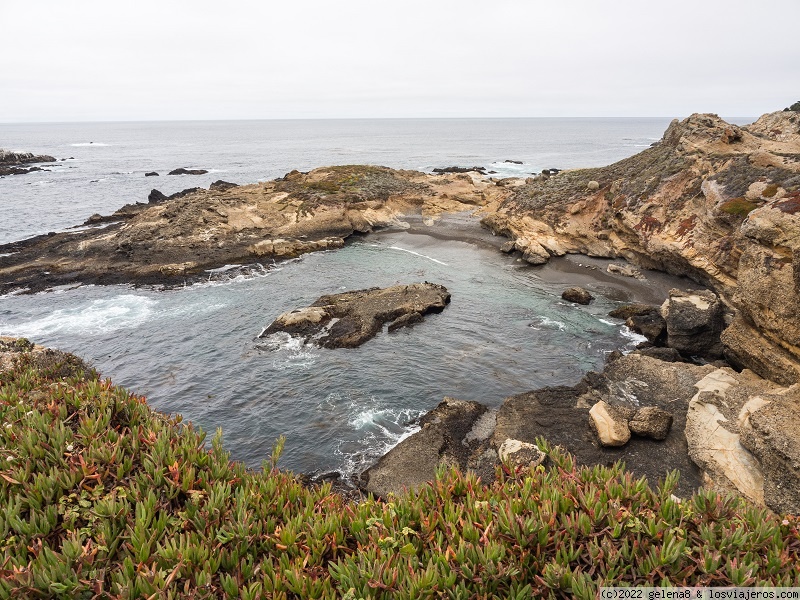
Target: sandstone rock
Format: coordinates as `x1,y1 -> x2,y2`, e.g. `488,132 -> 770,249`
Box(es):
497,439 -> 545,468
480,109 -> 800,385
387,311 -> 423,332
0,165 -> 507,293
722,316 -> 800,386
589,401 -> 634,446
633,346 -> 681,362
685,368 -> 768,506
561,287 -> 594,305
499,240 -> 516,253
661,289 -> 725,358
740,391 -> 800,515
607,263 -> 645,279
608,303 -> 658,320
629,406 -> 673,440
260,283 -> 450,349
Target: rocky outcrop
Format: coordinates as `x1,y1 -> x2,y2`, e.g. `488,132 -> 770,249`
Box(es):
432,166 -> 487,175
0,149 -> 56,176
661,289 -> 726,359
260,283 -> 451,349
481,109 -> 800,383
684,367 -> 800,513
361,353 -> 716,499
168,167 -> 208,175
0,165 -> 509,293
561,287 -> 594,305
359,397 -> 487,498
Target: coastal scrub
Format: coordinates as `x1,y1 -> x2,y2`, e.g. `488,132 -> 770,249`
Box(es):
1,343 -> 799,598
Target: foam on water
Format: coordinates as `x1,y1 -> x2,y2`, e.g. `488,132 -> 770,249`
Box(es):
388,246 -> 449,266
0,295 -> 156,337
70,142 -> 110,147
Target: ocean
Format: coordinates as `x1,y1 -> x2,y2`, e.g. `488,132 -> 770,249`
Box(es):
0,117 -> 739,478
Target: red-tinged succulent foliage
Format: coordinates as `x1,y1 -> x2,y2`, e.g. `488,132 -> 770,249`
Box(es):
1,341 -> 799,599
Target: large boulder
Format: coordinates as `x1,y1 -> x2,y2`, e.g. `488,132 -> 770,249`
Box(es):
589,401 -> 634,446
561,287 -> 594,305
260,283 -> 451,349
661,289 -> 725,358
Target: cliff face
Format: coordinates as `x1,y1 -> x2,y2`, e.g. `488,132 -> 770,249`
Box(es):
482,110 -> 800,383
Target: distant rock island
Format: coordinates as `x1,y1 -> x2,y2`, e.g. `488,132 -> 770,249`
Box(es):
0,149 -> 57,176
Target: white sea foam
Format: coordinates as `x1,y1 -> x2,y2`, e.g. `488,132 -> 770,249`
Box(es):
70,142 -> 110,147
0,295 -> 156,337
334,398 -> 426,477
620,325 -> 647,350
388,245 -> 448,266
597,318 -> 617,326
255,332 -> 318,370
529,316 -> 567,331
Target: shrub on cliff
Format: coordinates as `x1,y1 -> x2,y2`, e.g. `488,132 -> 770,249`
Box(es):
2,348 -> 800,598
785,101 -> 800,112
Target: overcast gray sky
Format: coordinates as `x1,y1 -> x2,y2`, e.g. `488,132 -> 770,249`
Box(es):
1,0 -> 797,122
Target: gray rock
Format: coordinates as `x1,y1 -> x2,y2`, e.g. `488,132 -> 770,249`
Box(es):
607,263 -> 645,279
359,397 -> 486,498
499,240 -> 516,253
633,346 -> 682,362
626,311 -> 667,345
629,406 -> 673,440
562,287 -> 594,305
260,283 -> 450,349
662,289 -> 725,358
498,439 -> 545,468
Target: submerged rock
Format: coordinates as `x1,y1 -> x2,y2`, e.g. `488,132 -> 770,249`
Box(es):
260,283 -> 451,349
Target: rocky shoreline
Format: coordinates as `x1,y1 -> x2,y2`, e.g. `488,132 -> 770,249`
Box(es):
3,108 -> 800,513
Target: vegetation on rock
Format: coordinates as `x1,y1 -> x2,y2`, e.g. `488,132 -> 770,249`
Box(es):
2,343 -> 800,598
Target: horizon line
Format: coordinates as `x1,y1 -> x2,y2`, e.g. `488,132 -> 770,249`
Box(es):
0,114 -> 759,126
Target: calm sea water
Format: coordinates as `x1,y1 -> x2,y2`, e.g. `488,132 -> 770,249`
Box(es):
0,118 -> 709,476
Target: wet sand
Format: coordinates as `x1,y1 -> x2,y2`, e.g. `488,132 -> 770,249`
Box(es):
380,210 -> 698,307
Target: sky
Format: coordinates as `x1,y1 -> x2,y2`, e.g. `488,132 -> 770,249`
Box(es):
1,0 -> 798,122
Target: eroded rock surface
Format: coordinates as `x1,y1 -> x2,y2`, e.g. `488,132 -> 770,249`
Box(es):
260,283 -> 451,349
481,109 -> 800,382
361,354 -> 715,499
0,165 -> 508,293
